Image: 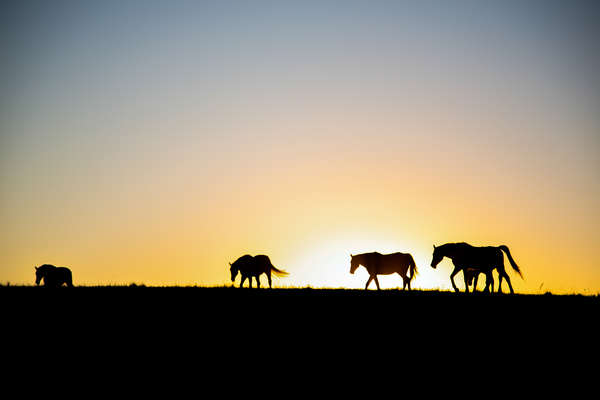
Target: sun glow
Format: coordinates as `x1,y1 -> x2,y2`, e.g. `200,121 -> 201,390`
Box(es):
284,229 -> 447,290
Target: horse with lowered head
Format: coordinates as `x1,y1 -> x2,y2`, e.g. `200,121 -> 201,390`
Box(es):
350,252 -> 417,290
431,242 -> 523,293
35,264 -> 73,287
229,254 -> 289,288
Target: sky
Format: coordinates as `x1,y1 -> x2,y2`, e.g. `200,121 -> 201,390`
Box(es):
1,0 -> 599,293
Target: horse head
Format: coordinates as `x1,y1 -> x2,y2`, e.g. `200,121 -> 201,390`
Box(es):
229,262 -> 238,282
349,254 -> 359,274
34,266 -> 43,285
430,245 -> 444,269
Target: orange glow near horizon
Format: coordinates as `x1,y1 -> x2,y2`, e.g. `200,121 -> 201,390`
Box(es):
2,115 -> 599,293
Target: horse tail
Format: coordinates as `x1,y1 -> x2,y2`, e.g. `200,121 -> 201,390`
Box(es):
408,255 -> 418,282
270,264 -> 289,278
499,245 -> 523,279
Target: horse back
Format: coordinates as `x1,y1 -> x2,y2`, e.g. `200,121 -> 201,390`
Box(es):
56,266 -> 72,277
234,254 -> 270,276
253,255 -> 273,273
453,244 -> 503,267
50,266 -> 73,286
371,252 -> 411,275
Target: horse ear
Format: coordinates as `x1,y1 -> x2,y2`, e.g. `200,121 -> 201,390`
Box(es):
35,266 -> 38,270
433,245 -> 436,250
229,262 -> 232,266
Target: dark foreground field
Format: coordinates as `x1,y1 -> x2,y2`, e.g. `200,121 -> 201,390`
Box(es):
3,286 -> 598,376
4,285 -> 597,331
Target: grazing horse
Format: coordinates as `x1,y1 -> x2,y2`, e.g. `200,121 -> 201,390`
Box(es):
350,252 -> 417,290
229,254 -> 289,288
35,264 -> 73,287
430,243 -> 522,293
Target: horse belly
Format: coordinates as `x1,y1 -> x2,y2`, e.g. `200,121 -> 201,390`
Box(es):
376,264 -> 401,275
376,270 -> 396,275
454,259 -> 494,271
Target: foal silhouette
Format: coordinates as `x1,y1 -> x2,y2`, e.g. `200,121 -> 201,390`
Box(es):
464,268 -> 495,292
35,264 -> 73,287
229,254 -> 288,288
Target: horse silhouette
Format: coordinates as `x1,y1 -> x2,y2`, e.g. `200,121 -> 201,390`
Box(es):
464,268 -> 495,292
350,252 -> 417,290
431,243 -> 522,293
229,254 -> 289,288
35,264 -> 73,287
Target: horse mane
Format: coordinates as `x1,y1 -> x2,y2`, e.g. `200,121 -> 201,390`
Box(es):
446,242 -> 470,247
231,254 -> 253,269
439,242 -> 473,252
354,252 -> 381,258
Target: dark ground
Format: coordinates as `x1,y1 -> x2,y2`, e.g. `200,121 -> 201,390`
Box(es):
4,285 -> 597,334
3,286 -> 597,386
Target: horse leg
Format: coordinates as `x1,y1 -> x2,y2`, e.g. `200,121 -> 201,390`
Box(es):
480,273 -> 487,292
497,267 -> 505,293
256,275 -> 260,288
483,271 -> 493,293
267,271 -> 272,288
499,269 -> 514,294
473,273 -> 479,292
450,267 -> 461,292
373,275 -> 381,290
399,272 -> 408,290
506,275 -> 514,294
365,275 -> 373,290
463,272 -> 470,293
240,275 -> 247,288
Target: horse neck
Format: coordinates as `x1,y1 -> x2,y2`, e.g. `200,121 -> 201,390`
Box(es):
354,254 -> 369,267
39,265 -> 53,274
439,244 -> 458,260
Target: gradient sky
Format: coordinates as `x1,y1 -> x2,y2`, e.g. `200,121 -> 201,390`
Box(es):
1,1 -> 599,293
